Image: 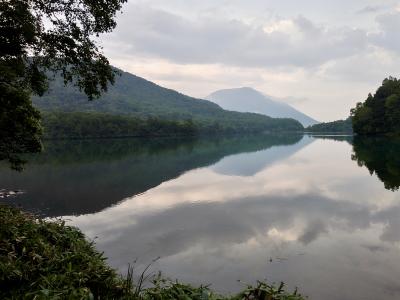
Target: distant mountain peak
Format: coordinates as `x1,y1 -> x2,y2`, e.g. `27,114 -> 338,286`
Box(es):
206,87 -> 319,127
239,86 -> 257,91
214,86 -> 259,94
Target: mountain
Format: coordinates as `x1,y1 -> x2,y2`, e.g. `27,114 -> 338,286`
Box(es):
205,87 -> 319,127
32,70 -> 303,134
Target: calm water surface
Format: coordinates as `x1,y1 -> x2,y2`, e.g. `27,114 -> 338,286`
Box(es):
2,134 -> 400,300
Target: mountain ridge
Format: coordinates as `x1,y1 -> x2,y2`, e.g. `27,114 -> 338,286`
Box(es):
206,87 -> 319,127
32,69 -> 304,134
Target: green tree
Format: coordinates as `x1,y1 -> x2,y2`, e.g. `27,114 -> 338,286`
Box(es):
385,94 -> 400,134
306,117 -> 352,133
0,0 -> 126,169
351,77 -> 400,135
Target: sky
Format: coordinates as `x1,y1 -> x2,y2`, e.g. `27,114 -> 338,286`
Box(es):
100,0 -> 400,121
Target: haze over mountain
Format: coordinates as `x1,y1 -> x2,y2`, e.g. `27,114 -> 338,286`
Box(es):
206,87 -> 319,127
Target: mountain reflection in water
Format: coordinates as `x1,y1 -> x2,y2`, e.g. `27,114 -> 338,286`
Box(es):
0,134 -> 303,216
1,134 -> 400,300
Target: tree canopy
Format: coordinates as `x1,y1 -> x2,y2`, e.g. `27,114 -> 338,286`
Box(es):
351,77 -> 400,135
306,117 -> 352,133
0,0 -> 126,169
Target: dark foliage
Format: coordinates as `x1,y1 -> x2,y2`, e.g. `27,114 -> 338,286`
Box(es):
351,136 -> 400,191
1,0 -> 126,99
351,77 -> 400,135
0,84 -> 42,171
41,112 -> 198,138
0,0 -> 126,169
0,205 -> 127,299
40,110 -> 303,139
306,117 -> 352,133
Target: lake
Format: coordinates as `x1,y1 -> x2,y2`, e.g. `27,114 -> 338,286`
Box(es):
1,134 -> 400,300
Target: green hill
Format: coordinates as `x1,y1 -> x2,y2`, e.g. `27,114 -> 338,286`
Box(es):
306,117 -> 352,133
32,69 -> 303,137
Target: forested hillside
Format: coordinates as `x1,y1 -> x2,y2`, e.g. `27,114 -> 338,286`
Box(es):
34,70 -> 221,118
306,117 -> 352,133
41,112 -> 198,138
33,69 -> 303,137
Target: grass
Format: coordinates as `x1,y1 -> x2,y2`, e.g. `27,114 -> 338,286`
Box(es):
0,205 -> 306,299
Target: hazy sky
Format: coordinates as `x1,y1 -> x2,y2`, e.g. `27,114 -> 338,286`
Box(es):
101,0 -> 400,121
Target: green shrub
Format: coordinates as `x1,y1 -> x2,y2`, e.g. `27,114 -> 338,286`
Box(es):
0,205 -> 126,299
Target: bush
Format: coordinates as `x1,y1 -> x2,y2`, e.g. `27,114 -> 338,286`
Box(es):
0,205 -> 126,299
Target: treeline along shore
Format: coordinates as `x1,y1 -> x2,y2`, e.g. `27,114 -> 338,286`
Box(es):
41,111 -> 303,139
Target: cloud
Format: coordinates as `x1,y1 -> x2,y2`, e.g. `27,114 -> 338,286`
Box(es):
317,47 -> 398,84
362,244 -> 389,253
356,5 -> 385,14
108,5 -> 368,68
99,2 -> 400,121
371,12 -> 400,53
298,219 -> 328,245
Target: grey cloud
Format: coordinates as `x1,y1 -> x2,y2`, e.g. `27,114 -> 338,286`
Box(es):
362,244 -> 389,253
109,6 -> 368,68
298,219 -> 328,245
356,6 -> 385,14
373,206 -> 400,243
371,12 -> 400,53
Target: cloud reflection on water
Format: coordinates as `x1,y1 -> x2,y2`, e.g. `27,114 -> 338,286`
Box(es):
68,137 -> 400,300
